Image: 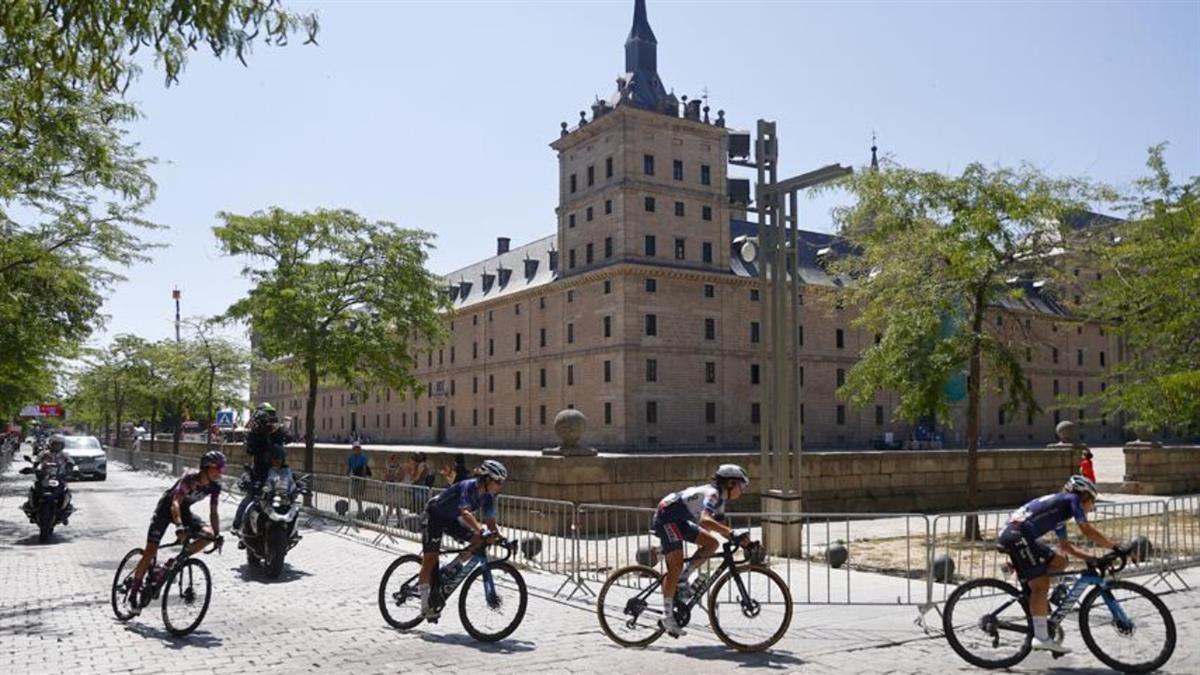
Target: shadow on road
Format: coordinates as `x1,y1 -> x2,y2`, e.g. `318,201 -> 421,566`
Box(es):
664,644 -> 806,669
418,631 -> 536,653
233,562 -> 313,584
122,622 -> 224,649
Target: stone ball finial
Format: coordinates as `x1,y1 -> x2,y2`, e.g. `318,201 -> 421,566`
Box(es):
554,408 -> 586,447
1055,420 -> 1077,444
560,121 -> 568,137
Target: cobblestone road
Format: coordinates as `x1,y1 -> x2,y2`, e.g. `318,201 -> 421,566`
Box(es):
2,462 -> 1197,674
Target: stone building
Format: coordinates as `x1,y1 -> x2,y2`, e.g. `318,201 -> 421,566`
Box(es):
257,0 -> 1124,451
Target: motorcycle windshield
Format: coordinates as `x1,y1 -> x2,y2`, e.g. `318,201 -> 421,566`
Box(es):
266,468 -> 295,494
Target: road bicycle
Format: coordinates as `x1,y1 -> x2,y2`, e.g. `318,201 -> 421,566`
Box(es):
378,535 -> 528,642
111,529 -> 224,636
943,543 -> 1176,673
596,533 -> 793,652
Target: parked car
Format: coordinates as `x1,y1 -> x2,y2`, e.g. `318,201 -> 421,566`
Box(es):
61,436 -> 107,481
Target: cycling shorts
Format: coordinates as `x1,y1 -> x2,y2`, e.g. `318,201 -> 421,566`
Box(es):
146,497 -> 203,546
421,508 -> 473,554
652,500 -> 700,554
999,524 -> 1057,580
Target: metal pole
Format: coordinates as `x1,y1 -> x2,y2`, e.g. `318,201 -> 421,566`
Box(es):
755,121 -> 770,489
789,189 -> 803,497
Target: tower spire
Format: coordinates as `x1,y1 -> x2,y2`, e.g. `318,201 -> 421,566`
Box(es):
870,131 -> 879,170
625,0 -> 658,73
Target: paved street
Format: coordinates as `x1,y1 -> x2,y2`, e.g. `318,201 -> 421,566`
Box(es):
2,461 -> 1197,674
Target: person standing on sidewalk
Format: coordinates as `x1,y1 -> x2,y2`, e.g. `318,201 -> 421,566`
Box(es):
1079,448 -> 1096,483
347,442 -> 371,516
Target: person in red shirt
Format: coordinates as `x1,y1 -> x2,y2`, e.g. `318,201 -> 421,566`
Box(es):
1079,448 -> 1096,483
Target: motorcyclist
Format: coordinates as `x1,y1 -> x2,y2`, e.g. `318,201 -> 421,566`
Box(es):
23,434 -> 75,523
233,403 -> 292,533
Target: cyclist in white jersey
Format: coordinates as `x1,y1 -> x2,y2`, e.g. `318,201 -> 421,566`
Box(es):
651,464 -> 751,637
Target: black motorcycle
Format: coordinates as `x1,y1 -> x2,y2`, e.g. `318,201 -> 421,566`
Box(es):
19,454 -> 75,542
239,466 -> 310,578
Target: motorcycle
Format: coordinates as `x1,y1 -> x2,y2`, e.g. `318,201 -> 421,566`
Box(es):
19,454 -> 75,542
238,466 -> 310,578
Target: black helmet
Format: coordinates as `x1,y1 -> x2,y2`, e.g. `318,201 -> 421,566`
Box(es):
48,434 -> 65,452
200,450 -> 227,471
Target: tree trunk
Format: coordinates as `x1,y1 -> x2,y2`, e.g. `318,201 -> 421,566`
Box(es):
103,412 -> 111,446
150,400 -> 158,454
964,285 -> 986,540
172,402 -> 181,456
304,360 -> 319,507
113,380 -> 123,450
206,365 -> 215,452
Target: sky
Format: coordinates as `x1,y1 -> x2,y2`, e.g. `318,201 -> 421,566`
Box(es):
101,0 -> 1200,346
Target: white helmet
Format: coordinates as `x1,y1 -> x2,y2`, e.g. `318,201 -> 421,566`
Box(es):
1065,475 -> 1098,498
479,459 -> 508,482
714,464 -> 750,489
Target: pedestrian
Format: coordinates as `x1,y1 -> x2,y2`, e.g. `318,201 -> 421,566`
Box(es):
382,453 -> 406,527
347,442 -> 371,516
412,452 -> 434,488
439,452 -> 469,486
1079,448 -> 1096,483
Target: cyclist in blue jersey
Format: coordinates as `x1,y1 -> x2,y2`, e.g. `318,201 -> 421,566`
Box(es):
652,464 -> 751,637
998,475 -> 1121,654
126,450 -> 226,615
416,459 -> 507,619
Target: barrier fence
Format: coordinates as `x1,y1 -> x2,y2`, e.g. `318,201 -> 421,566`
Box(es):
103,448 -> 1198,612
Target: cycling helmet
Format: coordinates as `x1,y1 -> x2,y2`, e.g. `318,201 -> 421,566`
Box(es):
256,402 -> 276,414
48,434 -> 65,452
479,459 -> 508,482
714,464 -> 750,489
200,450 -> 227,471
1065,474 -> 1098,499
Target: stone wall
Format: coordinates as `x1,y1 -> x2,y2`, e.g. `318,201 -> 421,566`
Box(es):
1123,442 -> 1200,495
134,441 -> 1077,514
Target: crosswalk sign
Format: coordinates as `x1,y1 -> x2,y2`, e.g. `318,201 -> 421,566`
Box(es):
216,410 -> 235,427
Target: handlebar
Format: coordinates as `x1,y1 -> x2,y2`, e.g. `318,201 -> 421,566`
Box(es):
174,527 -> 224,554
1088,542 -> 1135,576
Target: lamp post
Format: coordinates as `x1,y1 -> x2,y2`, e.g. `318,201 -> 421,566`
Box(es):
732,119 -> 851,553
172,287 -> 182,343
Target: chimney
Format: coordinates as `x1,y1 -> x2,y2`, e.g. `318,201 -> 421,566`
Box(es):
497,237 -> 511,255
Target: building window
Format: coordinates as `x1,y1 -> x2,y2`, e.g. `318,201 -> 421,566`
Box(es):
567,364 -> 575,386
645,314 -> 658,336
539,328 -> 547,348
702,205 -> 712,221
473,376 -> 478,394
587,165 -> 594,186
515,332 -> 522,352
604,402 -> 613,425
1077,349 -> 1084,366
750,363 -> 760,385
704,318 -> 715,340
875,405 -> 884,426
702,242 -> 713,263
703,284 -> 714,298
837,368 -> 845,387
1077,380 -> 1084,396
606,156 -> 613,178
1053,347 -> 1059,364
568,213 -> 575,228
836,405 -> 846,425
836,329 -> 845,349
603,280 -> 611,294
1026,346 -> 1032,363
797,325 -> 804,346
644,196 -> 655,212
646,359 -> 658,382
701,164 -> 711,186
604,360 -> 612,383
540,405 -> 547,425
670,159 -> 683,181
586,243 -> 594,264
644,235 -> 656,256
751,403 -> 760,424
567,289 -> 574,303
645,278 -> 657,292
603,315 -> 612,338
674,201 -> 685,217
646,401 -> 658,424
705,361 -> 716,383
999,409 -> 1006,425
586,206 -> 593,222
1054,379 -> 1060,396
515,371 -> 522,390
567,322 -> 574,343
1100,351 -> 1106,367
488,374 -> 494,393
569,173 -> 576,193
539,368 -> 546,387
515,406 -> 522,426
674,238 -> 685,260
751,321 -> 760,343
488,408 -> 494,426
706,402 -> 716,424
568,249 -> 576,269
644,154 -> 655,176
604,199 -> 612,215
604,237 -> 613,258
488,338 -> 494,356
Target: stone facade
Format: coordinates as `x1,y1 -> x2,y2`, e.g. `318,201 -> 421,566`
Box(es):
1123,442 -> 1200,495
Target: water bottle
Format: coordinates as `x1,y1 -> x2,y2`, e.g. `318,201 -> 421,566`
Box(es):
1049,577 -> 1073,607
440,560 -> 463,584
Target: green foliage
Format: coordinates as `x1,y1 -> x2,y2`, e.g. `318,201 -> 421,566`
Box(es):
214,207 -> 447,468
1083,145 -> 1200,437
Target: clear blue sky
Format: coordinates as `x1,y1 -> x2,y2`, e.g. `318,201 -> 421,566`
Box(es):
104,0 -> 1199,345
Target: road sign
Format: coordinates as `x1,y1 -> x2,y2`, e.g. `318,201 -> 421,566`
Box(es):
216,410 -> 235,427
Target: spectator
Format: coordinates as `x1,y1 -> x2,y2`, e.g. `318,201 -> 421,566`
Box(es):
412,452 -> 434,488
1079,448 -> 1096,483
439,453 -> 470,486
382,453 -> 407,527
347,442 -> 371,515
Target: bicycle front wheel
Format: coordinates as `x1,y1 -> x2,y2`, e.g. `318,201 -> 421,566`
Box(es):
111,548 -> 143,621
378,554 -> 425,630
1079,580 -> 1176,674
706,564 -> 793,652
941,578 -> 1031,669
161,559 -> 212,636
596,565 -> 666,648
458,560 -> 528,642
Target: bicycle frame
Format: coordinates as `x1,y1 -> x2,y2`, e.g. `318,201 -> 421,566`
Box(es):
623,540 -> 749,625
400,539 -> 516,609
146,532 -> 221,595
989,569 -> 1133,638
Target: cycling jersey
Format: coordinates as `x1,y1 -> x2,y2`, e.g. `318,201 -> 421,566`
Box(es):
426,478 -> 496,522
657,483 -> 725,522
1005,492 -> 1087,541
160,470 -> 221,510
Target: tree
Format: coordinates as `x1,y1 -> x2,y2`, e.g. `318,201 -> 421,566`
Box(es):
830,161 -> 1100,531
184,318 -> 250,450
1083,145 -> 1200,438
214,207 -> 447,475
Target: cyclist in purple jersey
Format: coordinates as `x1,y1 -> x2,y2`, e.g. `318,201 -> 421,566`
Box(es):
998,475 -> 1123,654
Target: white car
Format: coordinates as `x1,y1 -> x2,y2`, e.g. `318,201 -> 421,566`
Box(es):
61,435 -> 108,481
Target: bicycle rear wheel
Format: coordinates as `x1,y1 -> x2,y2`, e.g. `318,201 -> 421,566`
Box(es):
111,548 -> 143,621
161,559 -> 212,636
706,564 -> 792,652
1079,580 -> 1176,674
941,578 -> 1031,669
378,554 -> 425,630
458,561 -> 528,642
596,565 -> 666,648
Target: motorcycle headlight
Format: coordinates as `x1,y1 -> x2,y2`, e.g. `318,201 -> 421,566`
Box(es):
47,479 -> 59,487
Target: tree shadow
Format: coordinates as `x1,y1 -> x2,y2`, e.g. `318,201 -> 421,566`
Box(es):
121,622 -> 224,649
418,630 -> 536,653
233,562 -> 313,584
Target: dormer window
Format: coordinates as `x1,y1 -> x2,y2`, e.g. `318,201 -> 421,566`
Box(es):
458,280 -> 472,298
481,272 -> 495,293
497,267 -> 512,288
524,258 -> 539,280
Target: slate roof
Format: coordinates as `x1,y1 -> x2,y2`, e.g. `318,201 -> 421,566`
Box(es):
441,235 -> 558,310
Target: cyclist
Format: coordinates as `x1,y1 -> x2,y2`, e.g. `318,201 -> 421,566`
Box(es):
652,464 -> 752,638
126,450 -> 226,615
416,459 -> 507,620
998,475 -> 1121,654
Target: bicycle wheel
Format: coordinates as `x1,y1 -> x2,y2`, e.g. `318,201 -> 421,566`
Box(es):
458,560 -> 528,642
378,554 -> 425,630
111,548 -> 143,621
596,565 -> 666,648
706,564 -> 792,652
1079,580 -> 1176,674
161,559 -> 212,636
942,578 -> 1031,669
